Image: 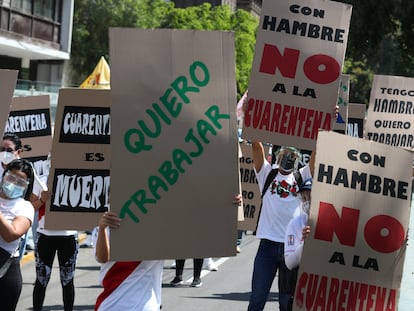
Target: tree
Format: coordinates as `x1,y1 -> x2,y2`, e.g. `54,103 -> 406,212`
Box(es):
70,0 -> 258,98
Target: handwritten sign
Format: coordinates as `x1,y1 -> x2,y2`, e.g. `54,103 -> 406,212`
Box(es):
109,29 -> 239,260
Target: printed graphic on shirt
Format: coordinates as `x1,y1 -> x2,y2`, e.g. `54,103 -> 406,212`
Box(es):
287,234 -> 295,246
270,179 -> 298,198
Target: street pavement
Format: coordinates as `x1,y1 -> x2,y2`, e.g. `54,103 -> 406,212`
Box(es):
17,196 -> 414,311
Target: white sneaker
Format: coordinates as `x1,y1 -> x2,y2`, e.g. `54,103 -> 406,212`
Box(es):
204,257 -> 218,271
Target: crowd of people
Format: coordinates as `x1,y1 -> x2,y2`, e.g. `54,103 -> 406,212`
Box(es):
0,95 -> 320,311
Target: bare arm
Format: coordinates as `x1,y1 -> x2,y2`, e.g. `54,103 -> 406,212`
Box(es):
0,213 -> 31,242
309,150 -> 316,177
95,212 -> 121,263
252,141 -> 265,173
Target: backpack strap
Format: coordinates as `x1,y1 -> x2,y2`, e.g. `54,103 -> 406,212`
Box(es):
261,168 -> 279,198
293,170 -> 303,190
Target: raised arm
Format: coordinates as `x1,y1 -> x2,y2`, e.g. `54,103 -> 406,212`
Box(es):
95,212 -> 121,263
251,141 -> 265,173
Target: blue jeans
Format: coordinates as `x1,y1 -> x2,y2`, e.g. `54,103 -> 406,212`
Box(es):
247,239 -> 291,311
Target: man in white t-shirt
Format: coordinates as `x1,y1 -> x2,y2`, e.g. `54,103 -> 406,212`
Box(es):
247,142 -> 313,311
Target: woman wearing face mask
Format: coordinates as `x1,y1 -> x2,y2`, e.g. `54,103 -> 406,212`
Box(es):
0,159 -> 34,311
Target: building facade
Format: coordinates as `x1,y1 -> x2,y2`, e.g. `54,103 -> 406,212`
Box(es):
0,0 -> 74,95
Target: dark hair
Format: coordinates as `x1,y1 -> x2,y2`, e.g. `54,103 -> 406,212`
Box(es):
3,159 -> 34,200
2,133 -> 22,151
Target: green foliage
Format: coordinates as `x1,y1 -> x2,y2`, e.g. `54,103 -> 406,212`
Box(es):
70,0 -> 257,97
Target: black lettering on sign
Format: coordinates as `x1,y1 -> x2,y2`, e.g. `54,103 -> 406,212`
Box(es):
6,109 -> 51,138
59,106 -> 110,144
50,168 -> 110,212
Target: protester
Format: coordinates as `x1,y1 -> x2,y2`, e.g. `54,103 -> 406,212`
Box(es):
247,142 -> 312,311
0,159 -> 35,311
0,133 -> 45,260
170,258 -> 204,287
283,178 -> 312,310
171,194 -> 243,288
94,211 -> 163,311
32,170 -> 79,311
284,179 -> 312,271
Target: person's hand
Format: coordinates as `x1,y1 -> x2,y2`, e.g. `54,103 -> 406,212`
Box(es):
39,190 -> 51,204
333,104 -> 339,119
99,212 -> 121,230
302,225 -> 311,240
233,193 -> 243,205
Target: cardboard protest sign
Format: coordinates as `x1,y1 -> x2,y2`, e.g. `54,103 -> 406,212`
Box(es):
243,0 -> 352,150
8,95 -> 52,177
109,28 -> 239,260
294,131 -> 413,311
238,143 -> 261,231
333,74 -> 350,133
346,103 -> 365,138
365,75 -> 414,151
0,70 -> 18,139
45,88 -> 110,230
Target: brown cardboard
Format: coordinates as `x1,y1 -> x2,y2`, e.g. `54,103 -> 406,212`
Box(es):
243,0 -> 352,151
346,103 -> 366,138
365,74 -> 414,151
0,70 -> 18,139
293,130 -> 413,310
9,95 -> 52,164
238,143 -> 261,231
109,28 -> 239,260
45,88 -> 111,230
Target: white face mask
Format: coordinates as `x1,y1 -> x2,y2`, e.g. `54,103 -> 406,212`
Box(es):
0,151 -> 17,165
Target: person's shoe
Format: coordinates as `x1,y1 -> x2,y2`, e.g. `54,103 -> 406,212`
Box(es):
204,258 -> 218,271
170,276 -> 183,287
236,246 -> 241,253
191,277 -> 202,287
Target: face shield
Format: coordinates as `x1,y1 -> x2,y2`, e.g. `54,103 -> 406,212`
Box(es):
274,146 -> 301,173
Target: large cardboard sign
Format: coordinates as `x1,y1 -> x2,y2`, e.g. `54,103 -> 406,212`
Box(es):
0,70 -> 18,138
8,95 -> 52,176
294,131 -> 413,311
243,0 -> 352,150
45,88 -> 110,230
365,75 -> 414,151
109,28 -> 239,260
238,143 -> 261,231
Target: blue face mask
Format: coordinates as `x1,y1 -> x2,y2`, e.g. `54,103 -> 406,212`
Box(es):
1,181 -> 25,199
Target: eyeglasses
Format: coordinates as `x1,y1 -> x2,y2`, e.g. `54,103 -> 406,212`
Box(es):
0,147 -> 15,153
3,171 -> 29,188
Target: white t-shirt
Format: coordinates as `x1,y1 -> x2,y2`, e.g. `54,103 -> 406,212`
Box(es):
284,211 -> 308,270
95,260 -> 163,311
255,161 -> 311,242
93,228 -> 163,311
0,196 -> 34,255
